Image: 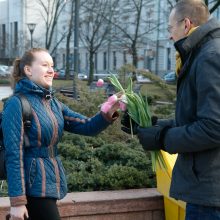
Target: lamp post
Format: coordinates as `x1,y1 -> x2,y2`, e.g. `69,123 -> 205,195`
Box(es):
27,23 -> 36,48
73,0 -> 79,99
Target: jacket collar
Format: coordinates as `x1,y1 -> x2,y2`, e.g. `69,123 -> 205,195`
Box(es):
182,18 -> 220,53
175,18 -> 220,57
14,78 -> 55,99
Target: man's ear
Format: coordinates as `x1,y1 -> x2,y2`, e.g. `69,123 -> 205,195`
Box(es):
24,65 -> 32,76
184,18 -> 193,35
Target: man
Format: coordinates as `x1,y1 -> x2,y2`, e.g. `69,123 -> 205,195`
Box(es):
122,0 -> 220,219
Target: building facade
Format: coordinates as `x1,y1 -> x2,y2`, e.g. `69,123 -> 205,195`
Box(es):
0,0 -> 219,77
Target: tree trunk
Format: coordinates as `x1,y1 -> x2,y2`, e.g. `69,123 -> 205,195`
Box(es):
88,51 -> 95,85
65,39 -> 71,80
132,44 -> 137,80
65,1 -> 74,80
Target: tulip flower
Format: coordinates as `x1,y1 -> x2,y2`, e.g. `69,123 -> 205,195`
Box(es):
96,79 -> 104,87
107,94 -> 118,104
108,74 -> 166,172
119,101 -> 127,111
101,102 -> 112,113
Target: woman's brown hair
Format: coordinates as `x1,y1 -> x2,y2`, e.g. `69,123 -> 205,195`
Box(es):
11,48 -> 48,88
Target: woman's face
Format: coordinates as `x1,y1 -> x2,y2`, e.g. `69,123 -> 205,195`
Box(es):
25,51 -> 54,89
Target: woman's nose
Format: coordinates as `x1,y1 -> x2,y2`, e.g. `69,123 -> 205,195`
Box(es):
48,67 -> 54,73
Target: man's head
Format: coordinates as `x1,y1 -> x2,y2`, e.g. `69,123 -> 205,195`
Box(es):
168,0 -> 210,42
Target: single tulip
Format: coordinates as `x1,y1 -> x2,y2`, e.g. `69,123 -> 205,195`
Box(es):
119,101 -> 127,111
107,94 -> 118,104
101,102 -> 112,113
96,79 -> 104,87
120,94 -> 127,104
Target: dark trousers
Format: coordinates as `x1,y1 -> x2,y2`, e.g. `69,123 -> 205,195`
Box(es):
26,196 -> 61,220
186,203 -> 220,220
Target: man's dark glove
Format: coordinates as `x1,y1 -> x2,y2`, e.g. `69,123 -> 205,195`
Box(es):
121,111 -> 138,134
156,118 -> 174,128
137,125 -> 170,151
121,111 -> 159,135
121,112 -> 159,135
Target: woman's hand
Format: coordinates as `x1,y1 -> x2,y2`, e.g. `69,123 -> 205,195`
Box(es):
101,94 -> 124,121
10,205 -> 28,220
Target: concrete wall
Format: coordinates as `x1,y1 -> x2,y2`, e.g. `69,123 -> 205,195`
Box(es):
0,188 -> 164,220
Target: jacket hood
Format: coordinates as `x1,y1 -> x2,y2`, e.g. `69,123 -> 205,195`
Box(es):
183,18 -> 220,53
14,78 -> 54,98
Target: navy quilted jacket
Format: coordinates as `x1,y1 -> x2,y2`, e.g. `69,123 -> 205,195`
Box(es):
2,78 -> 111,206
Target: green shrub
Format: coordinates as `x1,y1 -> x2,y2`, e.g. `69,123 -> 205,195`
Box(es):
58,133 -> 156,192
55,78 -> 176,192
0,78 -> 10,85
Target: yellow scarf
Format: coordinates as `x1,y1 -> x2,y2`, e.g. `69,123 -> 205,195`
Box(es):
175,27 -> 198,76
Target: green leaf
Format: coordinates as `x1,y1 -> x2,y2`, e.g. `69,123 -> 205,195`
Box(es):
126,77 -> 133,94
108,75 -> 167,172
108,75 -> 125,93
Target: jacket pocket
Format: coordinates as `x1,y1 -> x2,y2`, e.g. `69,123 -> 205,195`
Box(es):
29,158 -> 37,188
179,154 -> 199,183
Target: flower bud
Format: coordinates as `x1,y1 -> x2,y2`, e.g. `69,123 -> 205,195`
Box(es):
107,94 -> 118,104
96,79 -> 104,87
101,102 -> 112,113
119,101 -> 127,111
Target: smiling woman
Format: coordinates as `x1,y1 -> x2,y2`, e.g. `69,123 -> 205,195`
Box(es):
2,47 -> 121,220
12,48 -> 54,89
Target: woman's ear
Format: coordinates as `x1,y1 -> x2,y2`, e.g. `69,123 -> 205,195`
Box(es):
24,65 -> 32,77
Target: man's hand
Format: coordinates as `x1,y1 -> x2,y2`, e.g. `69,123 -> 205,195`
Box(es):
121,111 -> 138,134
121,112 -> 159,135
137,125 -> 170,151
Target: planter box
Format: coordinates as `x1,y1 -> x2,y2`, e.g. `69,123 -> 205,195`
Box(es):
0,188 -> 164,220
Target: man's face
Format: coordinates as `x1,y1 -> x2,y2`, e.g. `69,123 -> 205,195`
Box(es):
168,9 -> 186,42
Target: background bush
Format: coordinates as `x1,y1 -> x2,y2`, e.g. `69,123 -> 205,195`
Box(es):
56,74 -> 175,192
58,133 -> 155,192
0,71 -> 175,196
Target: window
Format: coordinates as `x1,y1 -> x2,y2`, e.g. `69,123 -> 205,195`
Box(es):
63,54 -> 65,68
2,24 -> 6,48
86,53 -> 88,70
70,53 -> 73,69
123,50 -> 127,64
95,53 -> 98,71
113,51 -> 117,70
103,52 -> 107,70
14,22 -> 18,49
167,48 -> 171,70
10,23 -> 13,49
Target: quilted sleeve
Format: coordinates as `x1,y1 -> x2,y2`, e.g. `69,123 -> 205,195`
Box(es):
61,103 -> 111,136
2,96 -> 27,206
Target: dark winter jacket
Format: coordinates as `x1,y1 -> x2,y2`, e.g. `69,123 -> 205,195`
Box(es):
2,78 -> 112,206
163,18 -> 220,206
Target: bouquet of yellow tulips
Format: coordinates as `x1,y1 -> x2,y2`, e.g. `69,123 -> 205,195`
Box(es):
108,74 -> 166,172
